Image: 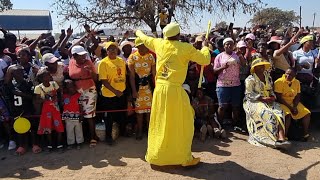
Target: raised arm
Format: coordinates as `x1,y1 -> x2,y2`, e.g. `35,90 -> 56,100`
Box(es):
188,41 -> 210,66
29,33 -> 47,52
58,26 -> 73,53
135,30 -> 158,52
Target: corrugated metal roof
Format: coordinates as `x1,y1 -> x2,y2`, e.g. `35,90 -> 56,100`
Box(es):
0,9 -> 52,30
0,9 -> 50,16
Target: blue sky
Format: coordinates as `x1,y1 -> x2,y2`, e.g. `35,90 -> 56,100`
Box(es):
10,0 -> 320,33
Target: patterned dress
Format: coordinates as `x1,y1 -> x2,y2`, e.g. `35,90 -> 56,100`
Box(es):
35,81 -> 64,135
243,73 -> 285,147
127,51 -> 155,114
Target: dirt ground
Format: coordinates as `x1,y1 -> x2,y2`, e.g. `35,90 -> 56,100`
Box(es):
0,128 -> 319,180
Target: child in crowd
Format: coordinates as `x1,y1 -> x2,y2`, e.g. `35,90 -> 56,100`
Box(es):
34,69 -> 64,152
62,79 -> 84,150
4,48 -> 40,155
192,88 -> 226,142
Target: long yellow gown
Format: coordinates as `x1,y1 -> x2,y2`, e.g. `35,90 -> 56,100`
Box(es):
136,30 -> 210,166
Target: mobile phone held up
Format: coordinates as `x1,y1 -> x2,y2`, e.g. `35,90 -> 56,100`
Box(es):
61,29 -> 65,34
228,23 -> 234,31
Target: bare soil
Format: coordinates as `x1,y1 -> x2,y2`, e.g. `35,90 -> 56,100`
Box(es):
0,130 -> 319,180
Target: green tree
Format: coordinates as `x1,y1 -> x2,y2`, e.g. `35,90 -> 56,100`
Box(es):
53,0 -> 265,34
251,7 -> 299,29
0,0 -> 12,12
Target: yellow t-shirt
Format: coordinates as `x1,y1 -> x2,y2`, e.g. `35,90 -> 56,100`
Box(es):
98,56 -> 126,97
127,51 -> 155,78
159,13 -> 168,26
274,76 -> 300,104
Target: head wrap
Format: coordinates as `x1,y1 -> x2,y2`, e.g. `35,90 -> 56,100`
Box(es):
163,22 -> 180,38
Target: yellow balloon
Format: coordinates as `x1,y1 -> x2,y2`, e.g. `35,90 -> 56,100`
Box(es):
14,117 -> 31,134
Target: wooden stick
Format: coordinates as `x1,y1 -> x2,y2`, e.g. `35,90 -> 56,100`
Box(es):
198,20 -> 211,88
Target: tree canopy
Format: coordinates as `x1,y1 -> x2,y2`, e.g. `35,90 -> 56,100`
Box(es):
215,21 -> 228,29
250,7 -> 299,29
53,0 -> 265,34
0,0 -> 12,12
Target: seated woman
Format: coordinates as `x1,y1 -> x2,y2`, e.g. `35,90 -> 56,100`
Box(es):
243,58 -> 291,149
274,67 -> 311,141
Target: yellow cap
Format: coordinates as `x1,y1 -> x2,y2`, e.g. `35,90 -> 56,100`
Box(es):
163,22 -> 180,38
300,35 -> 313,44
104,41 -> 118,50
135,37 -> 144,47
250,58 -> 271,73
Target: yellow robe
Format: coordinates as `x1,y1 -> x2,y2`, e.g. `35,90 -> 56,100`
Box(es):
136,30 -> 210,165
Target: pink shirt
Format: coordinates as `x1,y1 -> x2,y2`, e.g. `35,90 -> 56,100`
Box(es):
214,52 -> 240,87
69,59 -> 96,91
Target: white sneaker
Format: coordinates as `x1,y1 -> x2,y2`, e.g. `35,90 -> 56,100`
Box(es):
8,141 -> 16,150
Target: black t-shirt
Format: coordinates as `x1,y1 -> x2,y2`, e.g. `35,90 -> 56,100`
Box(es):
10,81 -> 34,117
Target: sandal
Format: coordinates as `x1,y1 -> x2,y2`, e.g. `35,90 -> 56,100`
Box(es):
16,147 -> 26,156
200,125 -> 207,142
182,156 -> 201,167
57,145 -> 64,153
303,134 -> 310,142
220,129 -> 227,139
32,145 -> 42,154
214,128 -> 221,138
90,139 -> 97,148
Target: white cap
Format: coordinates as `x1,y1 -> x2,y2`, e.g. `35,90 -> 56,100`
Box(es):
223,37 -> 234,45
71,45 -> 88,55
42,53 -> 59,64
120,41 -> 134,50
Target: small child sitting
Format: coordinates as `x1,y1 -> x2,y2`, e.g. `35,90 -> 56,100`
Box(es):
62,79 -> 84,150
192,88 -> 226,142
34,69 -> 64,152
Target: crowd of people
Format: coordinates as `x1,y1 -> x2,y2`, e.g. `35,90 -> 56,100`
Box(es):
0,21 -> 318,157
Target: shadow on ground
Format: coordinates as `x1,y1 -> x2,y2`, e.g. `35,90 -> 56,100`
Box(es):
150,161 -> 279,180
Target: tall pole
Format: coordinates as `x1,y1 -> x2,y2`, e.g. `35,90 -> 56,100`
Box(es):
313,13 -> 316,28
299,6 -> 302,28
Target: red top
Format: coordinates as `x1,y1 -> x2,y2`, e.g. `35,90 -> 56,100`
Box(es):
68,59 -> 96,91
62,93 -> 81,120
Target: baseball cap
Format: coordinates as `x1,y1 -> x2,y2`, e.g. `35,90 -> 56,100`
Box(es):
267,36 -> 282,44
71,45 -> 88,55
42,53 -> 59,64
237,40 -> 247,48
134,37 -> 144,47
245,33 -> 256,40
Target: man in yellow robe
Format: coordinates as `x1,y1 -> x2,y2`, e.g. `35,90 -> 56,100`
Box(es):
135,22 -> 210,166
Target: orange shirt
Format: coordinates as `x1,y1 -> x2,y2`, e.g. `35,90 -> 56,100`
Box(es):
69,58 -> 96,91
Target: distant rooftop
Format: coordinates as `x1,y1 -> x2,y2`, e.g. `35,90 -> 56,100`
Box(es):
0,9 -> 52,30
0,9 -> 50,16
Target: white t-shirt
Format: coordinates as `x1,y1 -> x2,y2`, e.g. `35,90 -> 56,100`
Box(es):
293,48 -> 318,74
0,58 -> 8,80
